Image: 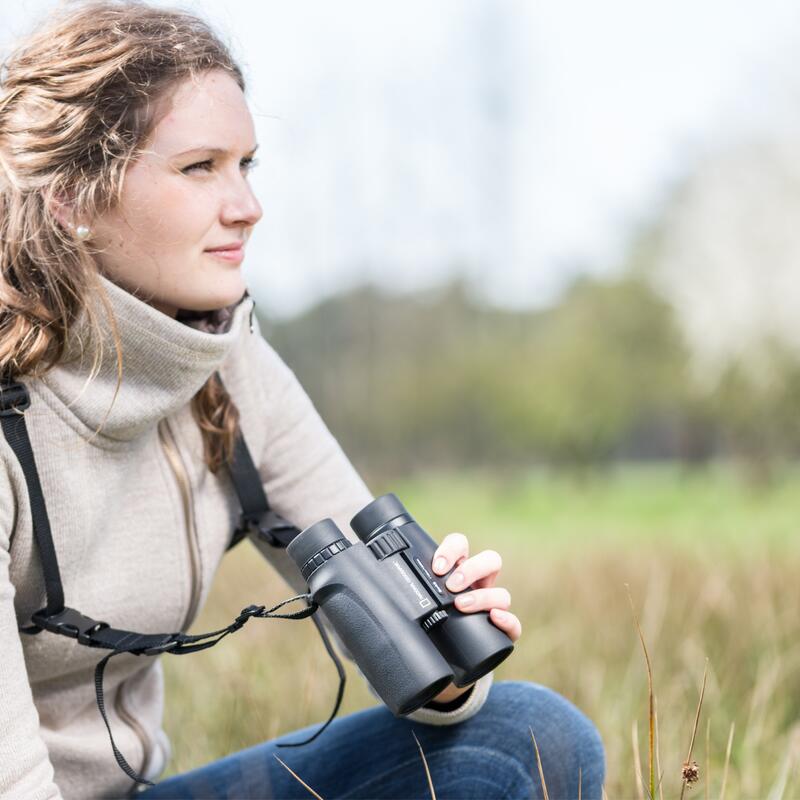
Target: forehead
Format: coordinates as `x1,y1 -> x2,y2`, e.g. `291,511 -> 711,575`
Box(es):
148,70 -> 254,154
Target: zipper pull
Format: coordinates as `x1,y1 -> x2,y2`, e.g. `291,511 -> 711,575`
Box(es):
249,301 -> 256,335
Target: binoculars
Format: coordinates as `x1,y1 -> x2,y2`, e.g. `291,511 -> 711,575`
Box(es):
286,494 -> 514,716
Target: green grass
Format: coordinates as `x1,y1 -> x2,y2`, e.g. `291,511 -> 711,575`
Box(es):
162,465 -> 800,798
389,464 -> 800,554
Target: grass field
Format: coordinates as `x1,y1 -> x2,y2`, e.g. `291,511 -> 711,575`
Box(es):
162,465 -> 800,798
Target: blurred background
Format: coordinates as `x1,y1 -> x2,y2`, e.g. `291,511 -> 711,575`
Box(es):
5,1 -> 800,796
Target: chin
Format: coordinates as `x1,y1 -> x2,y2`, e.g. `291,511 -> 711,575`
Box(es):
184,279 -> 247,312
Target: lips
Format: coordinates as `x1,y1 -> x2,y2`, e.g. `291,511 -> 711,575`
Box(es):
204,242 -> 245,264
205,243 -> 244,253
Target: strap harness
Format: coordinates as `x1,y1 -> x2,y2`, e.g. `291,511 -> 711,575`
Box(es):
0,376 -> 347,789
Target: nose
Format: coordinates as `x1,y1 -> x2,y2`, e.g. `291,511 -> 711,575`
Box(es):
220,173 -> 263,230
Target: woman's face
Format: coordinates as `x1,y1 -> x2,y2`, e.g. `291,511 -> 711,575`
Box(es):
88,69 -> 263,317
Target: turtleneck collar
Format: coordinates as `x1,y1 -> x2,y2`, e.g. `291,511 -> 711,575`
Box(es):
39,274 -> 254,442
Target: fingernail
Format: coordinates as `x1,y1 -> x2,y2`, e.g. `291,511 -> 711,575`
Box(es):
457,593 -> 475,608
493,610 -> 508,622
448,572 -> 464,589
433,557 -> 447,574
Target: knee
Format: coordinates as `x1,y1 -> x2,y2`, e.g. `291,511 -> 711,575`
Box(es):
483,680 -> 606,798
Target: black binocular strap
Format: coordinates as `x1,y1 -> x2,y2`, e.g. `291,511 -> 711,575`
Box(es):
0,383 -> 65,619
217,372 -> 302,552
0,379 -> 347,788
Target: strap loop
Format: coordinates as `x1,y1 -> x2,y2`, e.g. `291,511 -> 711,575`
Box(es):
29,592 -> 336,788
0,382 -> 31,415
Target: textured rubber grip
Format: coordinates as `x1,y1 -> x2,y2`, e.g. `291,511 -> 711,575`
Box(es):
319,585 -> 453,715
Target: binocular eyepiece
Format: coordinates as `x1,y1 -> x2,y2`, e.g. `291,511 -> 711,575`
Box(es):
286,494 -> 514,716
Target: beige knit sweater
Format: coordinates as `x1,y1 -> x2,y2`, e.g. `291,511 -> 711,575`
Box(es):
0,275 -> 493,800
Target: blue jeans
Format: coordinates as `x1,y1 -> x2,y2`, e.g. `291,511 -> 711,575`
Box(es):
137,681 -> 605,799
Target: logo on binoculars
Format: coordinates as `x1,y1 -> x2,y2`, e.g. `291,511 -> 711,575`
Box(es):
392,560 -> 432,608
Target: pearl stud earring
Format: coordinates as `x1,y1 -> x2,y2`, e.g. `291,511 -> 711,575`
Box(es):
75,224 -> 91,240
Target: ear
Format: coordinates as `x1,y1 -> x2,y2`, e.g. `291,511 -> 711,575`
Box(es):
46,190 -> 79,232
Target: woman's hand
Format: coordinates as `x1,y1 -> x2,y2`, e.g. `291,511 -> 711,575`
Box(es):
426,532 -> 521,705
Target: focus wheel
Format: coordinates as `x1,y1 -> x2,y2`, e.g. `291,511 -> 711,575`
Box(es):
422,609 -> 448,631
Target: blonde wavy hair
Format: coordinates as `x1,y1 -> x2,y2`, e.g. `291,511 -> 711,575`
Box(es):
0,0 -> 246,473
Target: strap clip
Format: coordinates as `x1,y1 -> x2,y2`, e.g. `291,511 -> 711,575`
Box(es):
31,607 -> 110,646
0,382 -> 31,416
238,510 -> 299,548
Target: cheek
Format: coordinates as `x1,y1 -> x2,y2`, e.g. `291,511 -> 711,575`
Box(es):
117,172 -> 212,251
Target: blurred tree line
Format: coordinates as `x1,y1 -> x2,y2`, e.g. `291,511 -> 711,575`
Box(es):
257,262 -> 800,481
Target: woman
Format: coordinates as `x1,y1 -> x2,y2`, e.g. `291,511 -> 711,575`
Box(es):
0,2 -> 605,798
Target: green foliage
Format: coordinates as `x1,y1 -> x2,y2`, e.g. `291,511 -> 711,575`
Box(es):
704,344 -> 800,479
258,261 -> 800,479
505,275 -> 690,465
260,274 -> 697,474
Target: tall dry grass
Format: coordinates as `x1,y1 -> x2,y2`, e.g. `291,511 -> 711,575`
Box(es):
162,468 -> 800,797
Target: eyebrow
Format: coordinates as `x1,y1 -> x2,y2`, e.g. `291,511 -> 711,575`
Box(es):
173,143 -> 259,158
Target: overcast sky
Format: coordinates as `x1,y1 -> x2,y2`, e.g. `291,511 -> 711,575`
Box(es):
2,1 -> 799,318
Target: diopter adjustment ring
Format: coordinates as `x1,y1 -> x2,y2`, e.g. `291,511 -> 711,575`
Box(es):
422,609 -> 448,632
300,537 -> 351,581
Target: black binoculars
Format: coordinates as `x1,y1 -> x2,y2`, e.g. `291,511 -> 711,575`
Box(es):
286,494 -> 514,716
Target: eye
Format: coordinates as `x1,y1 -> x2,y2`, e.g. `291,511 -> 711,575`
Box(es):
181,159 -> 213,174
180,156 -> 260,175
241,156 -> 260,173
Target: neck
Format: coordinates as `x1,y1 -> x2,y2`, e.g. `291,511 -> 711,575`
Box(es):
152,299 -> 178,319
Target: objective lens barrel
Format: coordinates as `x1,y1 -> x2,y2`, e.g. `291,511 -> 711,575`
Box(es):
351,496 -> 515,687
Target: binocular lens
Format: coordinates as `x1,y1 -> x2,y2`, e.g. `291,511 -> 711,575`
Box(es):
350,493 -> 409,542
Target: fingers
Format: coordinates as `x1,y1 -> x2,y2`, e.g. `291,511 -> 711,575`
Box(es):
432,536 -> 521,644
442,549 -> 502,592
452,585 -> 521,642
489,608 -> 522,642
453,587 -> 512,613
432,532 -> 469,575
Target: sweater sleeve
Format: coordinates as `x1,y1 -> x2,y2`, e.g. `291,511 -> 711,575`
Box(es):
0,448 -> 63,799
242,322 -> 492,727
